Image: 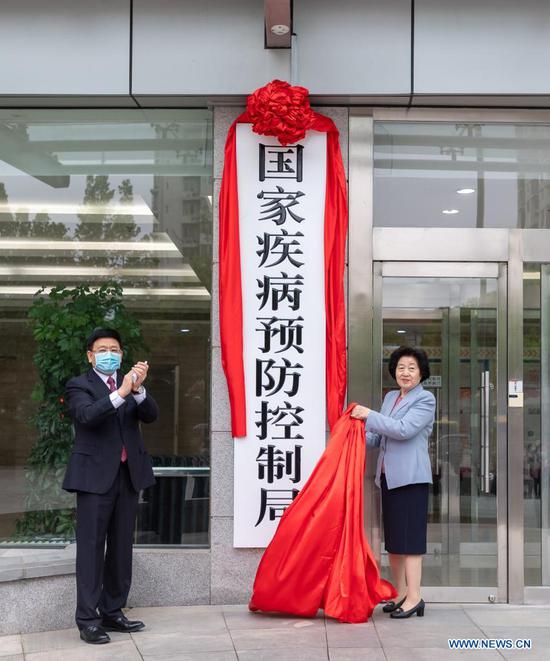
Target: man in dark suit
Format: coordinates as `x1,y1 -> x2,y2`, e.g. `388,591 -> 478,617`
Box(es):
63,328 -> 158,644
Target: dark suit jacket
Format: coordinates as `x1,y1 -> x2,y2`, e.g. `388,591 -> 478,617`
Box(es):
62,369 -> 158,494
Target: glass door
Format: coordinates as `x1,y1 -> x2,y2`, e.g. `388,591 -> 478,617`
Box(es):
373,262 -> 507,602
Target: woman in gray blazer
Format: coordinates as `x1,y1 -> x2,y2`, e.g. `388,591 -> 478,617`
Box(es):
351,346 -> 435,619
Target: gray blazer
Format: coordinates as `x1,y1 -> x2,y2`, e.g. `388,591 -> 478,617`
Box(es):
365,384 -> 435,490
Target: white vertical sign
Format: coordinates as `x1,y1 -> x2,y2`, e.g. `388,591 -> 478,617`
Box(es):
233,124 -> 327,547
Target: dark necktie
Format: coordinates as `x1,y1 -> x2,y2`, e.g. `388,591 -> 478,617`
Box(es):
107,376 -> 127,463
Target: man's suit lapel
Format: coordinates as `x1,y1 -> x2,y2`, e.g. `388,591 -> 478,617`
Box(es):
87,369 -> 124,421
87,369 -> 109,397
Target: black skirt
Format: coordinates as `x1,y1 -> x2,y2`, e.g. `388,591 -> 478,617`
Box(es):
380,473 -> 429,555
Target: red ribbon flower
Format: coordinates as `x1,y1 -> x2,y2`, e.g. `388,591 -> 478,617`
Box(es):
246,79 -> 315,146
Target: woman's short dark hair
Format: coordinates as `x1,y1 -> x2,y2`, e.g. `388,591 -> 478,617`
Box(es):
388,346 -> 430,382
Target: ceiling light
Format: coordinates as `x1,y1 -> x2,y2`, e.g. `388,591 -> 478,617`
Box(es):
456,188 -> 475,195
180,329 -> 190,333
442,209 -> 460,215
0,199 -> 153,216
56,158 -> 156,166
0,265 -> 199,280
0,285 -> 210,299
270,24 -> 290,35
0,239 -> 180,252
396,329 -> 407,334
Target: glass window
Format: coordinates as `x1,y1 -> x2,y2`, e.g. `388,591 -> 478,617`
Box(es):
374,122 -> 550,228
0,109 -> 212,548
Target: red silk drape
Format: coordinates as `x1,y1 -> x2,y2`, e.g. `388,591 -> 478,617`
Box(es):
219,112 -> 347,437
248,405 -> 397,623
219,115 -> 246,437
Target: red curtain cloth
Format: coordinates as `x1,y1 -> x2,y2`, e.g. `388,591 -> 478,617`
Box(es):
248,405 -> 397,623
219,112 -> 348,437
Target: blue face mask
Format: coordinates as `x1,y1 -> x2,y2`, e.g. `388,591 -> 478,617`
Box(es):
94,352 -> 122,375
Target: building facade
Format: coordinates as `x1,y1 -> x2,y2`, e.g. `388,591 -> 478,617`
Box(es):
2,0 -> 550,633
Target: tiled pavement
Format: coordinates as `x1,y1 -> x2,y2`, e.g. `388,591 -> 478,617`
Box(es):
1,603 -> 549,660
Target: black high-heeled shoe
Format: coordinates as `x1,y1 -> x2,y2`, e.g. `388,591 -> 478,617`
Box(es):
390,599 -> 425,618
382,596 -> 406,613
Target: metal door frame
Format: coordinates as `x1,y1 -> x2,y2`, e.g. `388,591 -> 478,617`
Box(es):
348,111 -> 531,603
370,262 -> 508,603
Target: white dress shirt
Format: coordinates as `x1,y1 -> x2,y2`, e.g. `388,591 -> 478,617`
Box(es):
93,369 -> 147,409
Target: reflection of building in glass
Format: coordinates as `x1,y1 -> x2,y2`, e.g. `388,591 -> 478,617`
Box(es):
516,126 -> 550,229
150,121 -> 212,289
152,175 -> 212,256
517,176 -> 550,229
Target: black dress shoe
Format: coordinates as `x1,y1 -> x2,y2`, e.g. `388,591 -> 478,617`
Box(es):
80,625 -> 110,644
391,599 -> 425,619
101,615 -> 145,632
382,596 -> 406,613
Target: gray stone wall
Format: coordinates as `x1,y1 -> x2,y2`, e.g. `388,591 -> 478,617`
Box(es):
209,106 -> 349,604
0,548 -> 211,634
0,575 -> 75,634
210,107 -> 263,604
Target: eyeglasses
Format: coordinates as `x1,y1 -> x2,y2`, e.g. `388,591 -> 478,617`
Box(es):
93,348 -> 123,355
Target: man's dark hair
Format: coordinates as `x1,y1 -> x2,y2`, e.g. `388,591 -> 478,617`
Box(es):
388,346 -> 430,382
86,327 -> 123,351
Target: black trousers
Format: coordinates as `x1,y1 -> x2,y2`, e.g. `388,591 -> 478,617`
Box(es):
75,461 -> 138,629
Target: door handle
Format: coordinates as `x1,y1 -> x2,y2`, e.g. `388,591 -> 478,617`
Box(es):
480,370 -> 491,494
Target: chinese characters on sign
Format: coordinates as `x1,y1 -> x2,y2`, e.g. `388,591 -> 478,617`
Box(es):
234,125 -> 327,547
255,151 -> 304,524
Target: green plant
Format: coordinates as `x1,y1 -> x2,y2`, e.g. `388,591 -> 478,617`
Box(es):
14,282 -> 145,541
